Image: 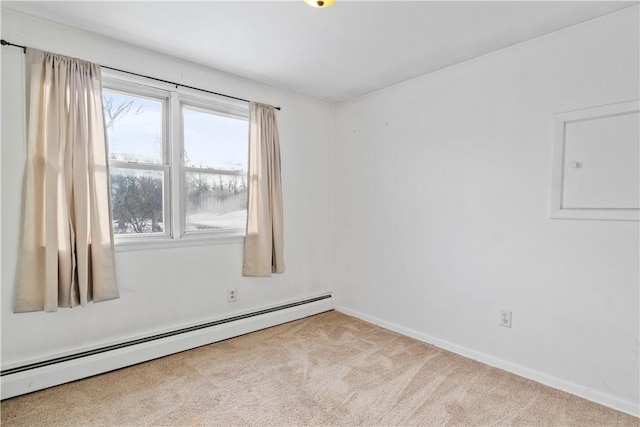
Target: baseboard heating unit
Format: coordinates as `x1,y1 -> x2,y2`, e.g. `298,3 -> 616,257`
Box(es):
1,293 -> 334,400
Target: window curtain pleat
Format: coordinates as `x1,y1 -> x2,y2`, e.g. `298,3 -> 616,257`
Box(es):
242,102 -> 285,276
14,48 -> 119,313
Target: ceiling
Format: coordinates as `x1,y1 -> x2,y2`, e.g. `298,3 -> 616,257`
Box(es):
2,1 -> 637,104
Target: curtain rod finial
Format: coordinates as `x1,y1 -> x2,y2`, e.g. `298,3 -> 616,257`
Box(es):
1,39 -> 26,53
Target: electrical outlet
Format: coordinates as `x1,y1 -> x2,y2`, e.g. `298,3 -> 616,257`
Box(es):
227,288 -> 237,303
500,310 -> 512,328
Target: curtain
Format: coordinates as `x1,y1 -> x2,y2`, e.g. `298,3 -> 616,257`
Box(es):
242,102 -> 285,276
14,48 -> 119,313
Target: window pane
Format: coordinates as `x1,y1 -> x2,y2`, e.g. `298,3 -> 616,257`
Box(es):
103,90 -> 164,164
183,107 -> 248,171
110,168 -> 165,234
185,173 -> 247,231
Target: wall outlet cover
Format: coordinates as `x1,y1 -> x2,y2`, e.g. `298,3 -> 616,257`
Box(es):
500,310 -> 512,328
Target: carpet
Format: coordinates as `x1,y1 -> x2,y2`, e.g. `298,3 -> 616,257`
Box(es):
1,311 -> 638,426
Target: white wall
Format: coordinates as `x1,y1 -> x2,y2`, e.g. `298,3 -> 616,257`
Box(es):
1,10 -> 333,366
333,7 -> 639,414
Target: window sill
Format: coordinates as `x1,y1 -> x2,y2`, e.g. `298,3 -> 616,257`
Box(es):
114,233 -> 245,252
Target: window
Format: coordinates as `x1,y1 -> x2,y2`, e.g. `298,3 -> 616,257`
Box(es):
182,104 -> 248,232
104,86 -> 168,236
102,75 -> 249,245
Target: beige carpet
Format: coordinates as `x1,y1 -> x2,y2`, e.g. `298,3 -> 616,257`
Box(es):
1,311 -> 638,426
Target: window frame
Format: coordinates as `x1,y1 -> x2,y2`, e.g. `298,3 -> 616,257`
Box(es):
102,71 -> 250,249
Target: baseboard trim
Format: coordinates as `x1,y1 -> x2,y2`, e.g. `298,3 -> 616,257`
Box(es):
1,294 -> 334,400
336,305 -> 639,418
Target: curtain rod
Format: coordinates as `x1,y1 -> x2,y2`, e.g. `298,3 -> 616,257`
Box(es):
1,39 -> 281,111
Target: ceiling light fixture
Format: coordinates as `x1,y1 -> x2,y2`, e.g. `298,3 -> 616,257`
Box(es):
304,0 -> 336,8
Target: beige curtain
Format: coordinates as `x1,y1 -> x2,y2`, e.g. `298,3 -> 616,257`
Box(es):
242,102 -> 285,276
14,49 -> 119,313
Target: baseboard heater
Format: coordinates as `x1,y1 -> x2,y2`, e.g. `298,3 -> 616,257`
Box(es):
1,294 -> 333,390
